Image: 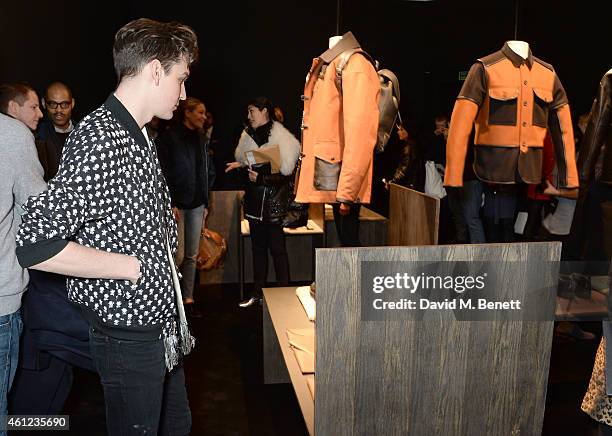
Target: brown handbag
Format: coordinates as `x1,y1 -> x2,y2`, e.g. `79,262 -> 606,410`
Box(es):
196,228 -> 227,270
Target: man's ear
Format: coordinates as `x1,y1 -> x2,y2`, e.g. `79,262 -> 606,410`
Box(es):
149,59 -> 163,86
7,100 -> 19,117
41,97 -> 46,110
71,98 -> 76,110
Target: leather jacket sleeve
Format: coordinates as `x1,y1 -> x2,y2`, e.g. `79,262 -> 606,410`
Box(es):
444,62 -> 486,187
578,72 -> 612,186
336,54 -> 380,203
547,74 -> 578,189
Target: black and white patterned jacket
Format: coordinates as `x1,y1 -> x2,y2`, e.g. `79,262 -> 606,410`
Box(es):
16,95 -> 178,339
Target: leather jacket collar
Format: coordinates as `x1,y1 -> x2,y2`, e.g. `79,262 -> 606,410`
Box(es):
319,31 -> 361,64
501,41 -> 534,69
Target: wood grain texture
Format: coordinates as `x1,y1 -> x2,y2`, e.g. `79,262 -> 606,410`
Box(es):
263,296 -> 291,384
388,183 -> 439,246
315,242 -> 560,436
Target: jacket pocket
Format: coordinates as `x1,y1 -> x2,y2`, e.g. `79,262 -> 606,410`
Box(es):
488,87 -> 519,126
533,88 -> 553,128
313,143 -> 342,191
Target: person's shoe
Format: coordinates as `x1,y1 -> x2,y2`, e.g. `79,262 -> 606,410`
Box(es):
556,321 -> 596,340
185,303 -> 203,319
239,296 -> 261,308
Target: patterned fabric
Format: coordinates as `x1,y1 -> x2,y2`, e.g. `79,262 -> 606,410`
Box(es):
16,98 -> 179,357
582,337 -> 612,425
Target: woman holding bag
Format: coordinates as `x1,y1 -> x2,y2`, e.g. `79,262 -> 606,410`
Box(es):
226,97 -> 300,307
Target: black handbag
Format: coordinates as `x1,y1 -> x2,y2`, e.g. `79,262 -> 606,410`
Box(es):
282,167 -> 309,228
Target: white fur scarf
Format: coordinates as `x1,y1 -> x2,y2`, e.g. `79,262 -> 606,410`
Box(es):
234,121 -> 301,176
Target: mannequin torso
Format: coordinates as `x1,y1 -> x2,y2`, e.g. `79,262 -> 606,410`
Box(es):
507,40 -> 530,60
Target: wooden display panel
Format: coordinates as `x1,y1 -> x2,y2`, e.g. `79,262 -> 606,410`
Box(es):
388,183 -> 439,246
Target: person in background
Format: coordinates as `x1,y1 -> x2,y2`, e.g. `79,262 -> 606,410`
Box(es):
0,83 -> 43,132
157,97 -> 215,319
37,82 -> 77,181
226,97 -> 300,307
387,121 -> 425,192
1,83 -> 94,416
0,110 -> 46,428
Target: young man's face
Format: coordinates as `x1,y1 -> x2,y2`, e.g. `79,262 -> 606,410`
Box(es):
10,90 -> 43,131
156,59 -> 189,120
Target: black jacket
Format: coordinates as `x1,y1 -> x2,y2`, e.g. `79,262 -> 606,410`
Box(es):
579,70 -> 612,186
35,119 -> 73,181
157,123 -> 216,209
242,162 -> 292,223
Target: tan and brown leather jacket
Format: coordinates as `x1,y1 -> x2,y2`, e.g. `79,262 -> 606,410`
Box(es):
294,32 -> 380,204
444,42 -> 578,189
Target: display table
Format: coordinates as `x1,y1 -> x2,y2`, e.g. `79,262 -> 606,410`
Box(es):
262,286 -> 314,435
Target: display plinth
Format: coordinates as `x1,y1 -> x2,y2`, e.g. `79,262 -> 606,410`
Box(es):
388,183 -> 439,246
315,242 -> 560,435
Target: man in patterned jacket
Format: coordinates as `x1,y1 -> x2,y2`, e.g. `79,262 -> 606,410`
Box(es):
15,19 -> 198,435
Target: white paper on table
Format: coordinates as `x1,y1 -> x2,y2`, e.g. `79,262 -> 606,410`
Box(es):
296,286 -> 316,321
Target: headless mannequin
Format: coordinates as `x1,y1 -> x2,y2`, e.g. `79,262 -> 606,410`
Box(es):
507,40 -> 529,60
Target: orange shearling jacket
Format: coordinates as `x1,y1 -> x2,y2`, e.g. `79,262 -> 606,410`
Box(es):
444,42 -> 578,189
294,32 -> 380,204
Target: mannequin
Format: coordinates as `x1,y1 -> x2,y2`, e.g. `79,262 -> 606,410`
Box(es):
506,40 -> 530,59
295,31 -> 379,246
329,35 -> 342,49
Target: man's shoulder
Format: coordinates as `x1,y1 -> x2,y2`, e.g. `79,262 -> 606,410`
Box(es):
67,105 -> 126,147
0,113 -> 35,157
0,112 -> 33,141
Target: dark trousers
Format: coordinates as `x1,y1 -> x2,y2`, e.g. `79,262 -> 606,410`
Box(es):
332,203 -> 361,247
249,219 -> 290,296
89,328 -> 191,436
9,353 -> 73,415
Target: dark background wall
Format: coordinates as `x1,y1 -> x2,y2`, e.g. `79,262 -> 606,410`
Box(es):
1,0 -> 608,181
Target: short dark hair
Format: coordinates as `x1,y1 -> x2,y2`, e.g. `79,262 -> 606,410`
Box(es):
113,18 -> 199,82
247,97 -> 276,122
45,81 -> 73,100
0,82 -> 35,114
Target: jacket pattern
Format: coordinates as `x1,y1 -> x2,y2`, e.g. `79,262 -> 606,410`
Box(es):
16,95 -> 179,353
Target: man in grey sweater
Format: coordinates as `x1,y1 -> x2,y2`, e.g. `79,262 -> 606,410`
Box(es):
0,112 -> 46,422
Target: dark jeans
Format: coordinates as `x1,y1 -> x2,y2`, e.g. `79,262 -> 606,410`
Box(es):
462,179 -> 486,243
89,328 -> 191,436
249,219 -> 290,296
332,203 -> 361,247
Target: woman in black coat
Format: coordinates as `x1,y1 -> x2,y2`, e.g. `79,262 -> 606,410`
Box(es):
226,97 -> 300,307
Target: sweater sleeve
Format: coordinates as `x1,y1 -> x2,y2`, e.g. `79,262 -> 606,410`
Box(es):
16,126 -> 121,267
